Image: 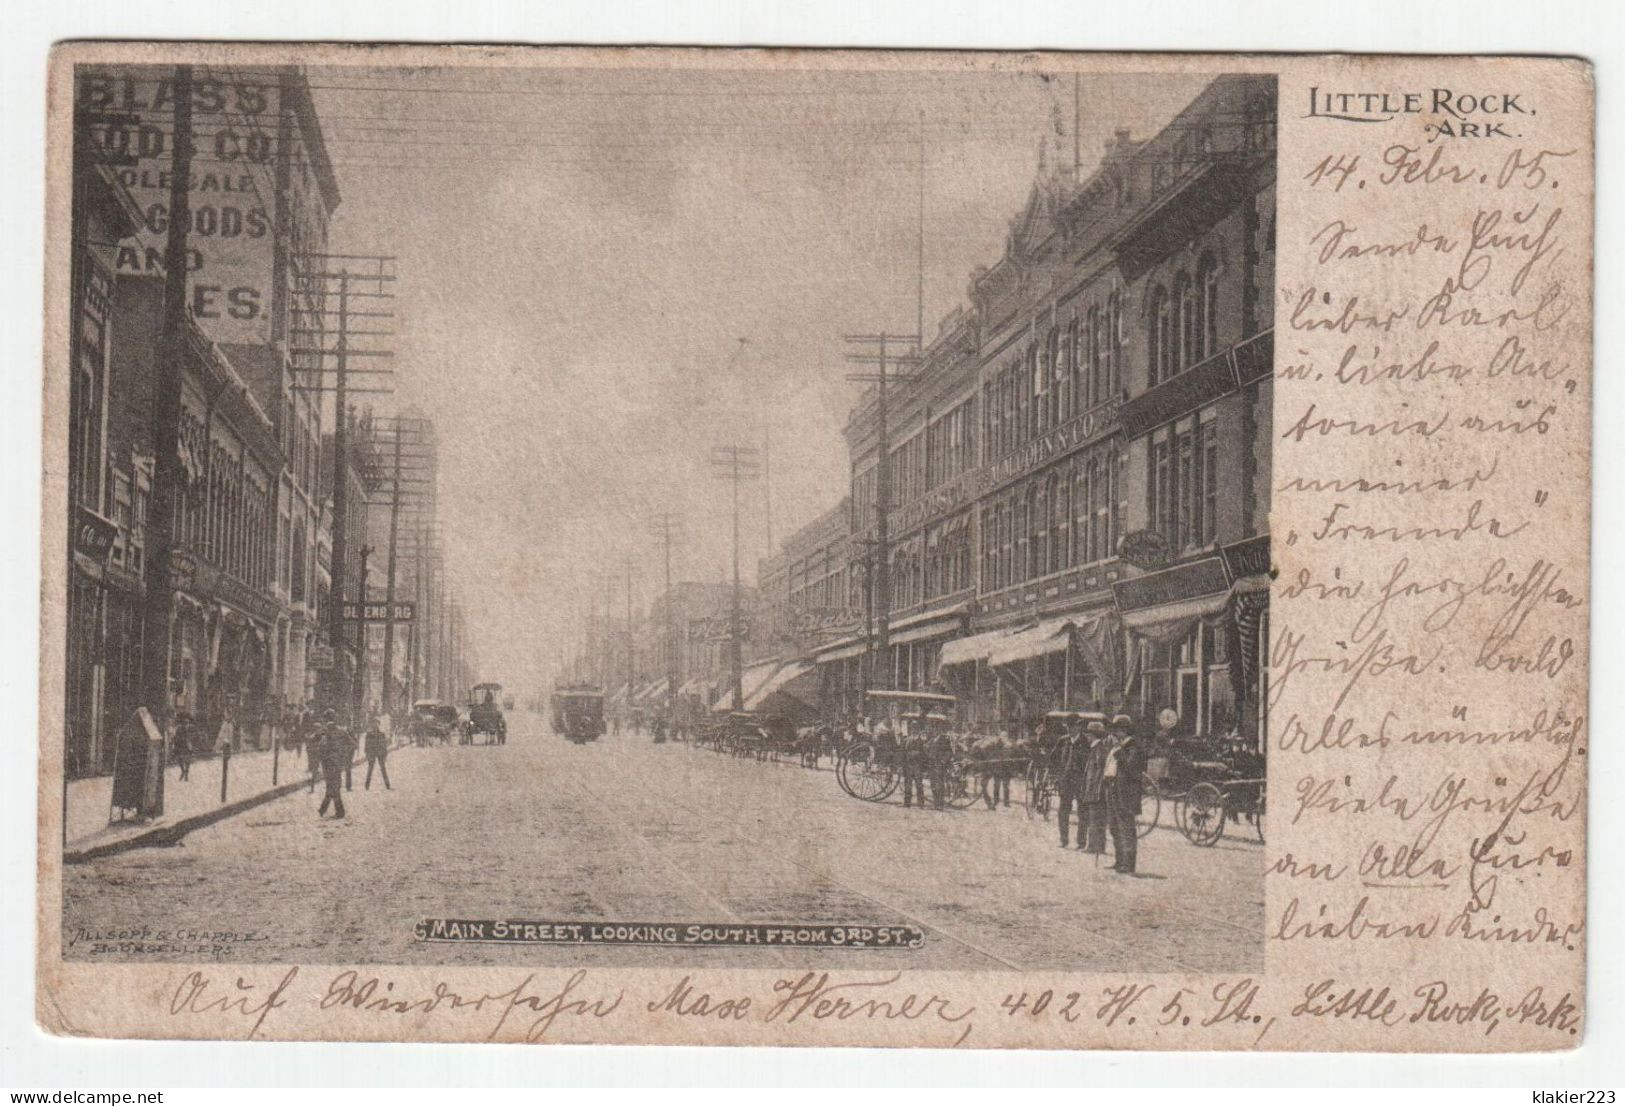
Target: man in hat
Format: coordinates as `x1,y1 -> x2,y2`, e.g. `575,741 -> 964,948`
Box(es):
363,713 -> 392,790
1076,718 -> 1111,856
1054,717 -> 1090,849
316,710 -> 351,819
1105,714 -> 1146,873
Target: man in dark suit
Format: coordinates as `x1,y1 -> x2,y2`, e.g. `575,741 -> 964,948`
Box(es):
316,712 -> 352,819
1055,718 -> 1089,849
1105,715 -> 1146,874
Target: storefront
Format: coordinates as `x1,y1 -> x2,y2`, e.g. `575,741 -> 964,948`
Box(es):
1112,536 -> 1269,747
168,549 -> 280,748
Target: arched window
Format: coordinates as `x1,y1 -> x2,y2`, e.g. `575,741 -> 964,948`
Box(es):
1107,292 -> 1123,399
1084,305 -> 1100,407
1034,478 -> 1049,578
1074,461 -> 1093,563
1048,326 -> 1065,424
1055,473 -> 1072,567
1148,285 -> 1171,386
1175,270 -> 1197,371
1199,252 -> 1221,358
1064,319 -> 1079,420
1013,488 -> 1029,582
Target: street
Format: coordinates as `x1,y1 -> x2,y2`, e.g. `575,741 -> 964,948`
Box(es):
64,714 -> 1262,972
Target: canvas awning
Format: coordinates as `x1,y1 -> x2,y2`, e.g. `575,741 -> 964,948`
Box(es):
1120,589 -> 1231,631
711,660 -> 782,712
814,635 -> 868,663
742,660 -> 818,713
632,677 -> 669,706
936,626 -> 1017,671
988,618 -> 1075,668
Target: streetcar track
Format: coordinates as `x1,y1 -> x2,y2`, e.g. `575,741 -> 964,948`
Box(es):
560,741 -> 1024,970
655,747 -> 1208,973
696,743 -> 1264,947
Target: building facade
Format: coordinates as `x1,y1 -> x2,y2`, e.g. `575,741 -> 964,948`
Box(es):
799,74 -> 1276,745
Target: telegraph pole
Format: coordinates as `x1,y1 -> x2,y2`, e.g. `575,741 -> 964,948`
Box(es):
646,512 -> 683,724
710,444 -> 761,711
287,254 -> 395,725
623,556 -> 637,713
137,64 -> 194,816
844,334 -> 920,692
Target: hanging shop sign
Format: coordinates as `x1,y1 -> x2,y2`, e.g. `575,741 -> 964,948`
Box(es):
1116,529 -> 1172,571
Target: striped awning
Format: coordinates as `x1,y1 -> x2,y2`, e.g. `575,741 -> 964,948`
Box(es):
988,618 -> 1075,668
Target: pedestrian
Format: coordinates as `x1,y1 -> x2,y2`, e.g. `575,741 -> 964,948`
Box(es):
172,711 -> 195,781
1105,715 -> 1146,874
363,715 -> 392,790
317,711 -> 350,819
216,707 -> 237,759
1055,717 -> 1089,848
924,723 -> 953,810
1079,720 -> 1110,857
306,715 -> 322,793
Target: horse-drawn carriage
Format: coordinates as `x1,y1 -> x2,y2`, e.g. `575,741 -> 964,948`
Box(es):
1146,734 -> 1266,845
834,691 -> 980,808
465,682 -> 507,745
408,699 -> 462,745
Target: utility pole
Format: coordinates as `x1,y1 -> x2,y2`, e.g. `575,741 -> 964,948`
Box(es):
623,555 -> 637,713
843,334 -> 920,692
353,543 -> 372,722
710,444 -> 761,711
355,416 -> 433,718
646,512 -> 683,724
137,63 -> 194,817
762,428 -> 773,557
287,254 -> 395,725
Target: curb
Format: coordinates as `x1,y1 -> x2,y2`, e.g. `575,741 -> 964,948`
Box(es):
63,749 -> 383,865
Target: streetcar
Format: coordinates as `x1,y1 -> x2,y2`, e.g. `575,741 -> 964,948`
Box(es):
550,684 -> 606,744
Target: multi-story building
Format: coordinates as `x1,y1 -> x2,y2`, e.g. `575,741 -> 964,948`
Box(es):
794,73 -> 1276,746
66,64 -> 344,767
103,278 -> 285,760
64,159 -> 145,776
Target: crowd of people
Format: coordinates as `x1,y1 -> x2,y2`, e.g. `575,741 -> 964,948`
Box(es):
685,707 -> 1156,876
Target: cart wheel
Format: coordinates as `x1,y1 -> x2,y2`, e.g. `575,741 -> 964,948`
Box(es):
1183,782 -> 1226,847
1137,777 -> 1161,839
942,760 -> 981,809
837,743 -> 898,802
1026,771 -> 1053,821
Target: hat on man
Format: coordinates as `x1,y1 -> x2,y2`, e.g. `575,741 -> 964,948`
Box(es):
1111,714 -> 1134,728
1086,720 -> 1106,733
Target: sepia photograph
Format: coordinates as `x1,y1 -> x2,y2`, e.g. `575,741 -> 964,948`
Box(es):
57,57 -> 1276,975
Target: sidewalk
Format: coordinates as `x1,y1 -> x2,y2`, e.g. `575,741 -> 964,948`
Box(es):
63,742 -> 366,860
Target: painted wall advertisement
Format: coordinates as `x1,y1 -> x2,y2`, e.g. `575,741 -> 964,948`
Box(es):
76,66 -> 283,346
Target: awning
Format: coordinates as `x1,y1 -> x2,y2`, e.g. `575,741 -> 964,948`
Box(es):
632,677 -> 668,706
711,661 -> 782,712
937,626 -> 1016,671
885,603 -> 969,646
814,635 -> 868,663
742,660 -> 818,713
988,618 -> 1075,668
677,676 -> 710,699
890,616 -> 967,646
1121,589 -> 1231,631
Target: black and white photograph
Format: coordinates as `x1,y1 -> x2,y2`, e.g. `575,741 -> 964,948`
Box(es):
55,58 -> 1276,976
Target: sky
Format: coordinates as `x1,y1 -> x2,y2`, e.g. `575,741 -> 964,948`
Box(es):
307,64 -> 1210,689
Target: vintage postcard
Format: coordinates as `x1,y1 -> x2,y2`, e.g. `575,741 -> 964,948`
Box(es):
38,44 -> 1591,1049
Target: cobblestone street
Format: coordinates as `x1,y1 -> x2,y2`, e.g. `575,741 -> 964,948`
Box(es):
64,715 -> 1262,972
